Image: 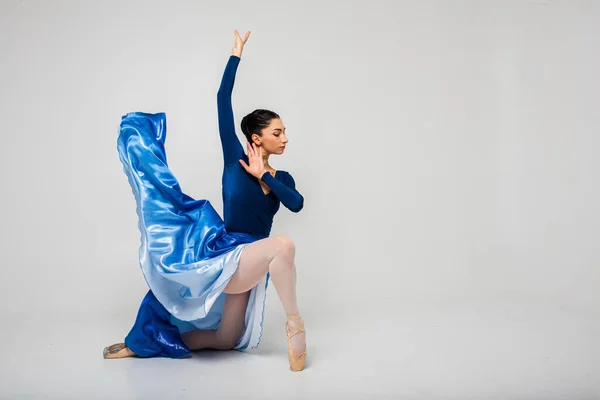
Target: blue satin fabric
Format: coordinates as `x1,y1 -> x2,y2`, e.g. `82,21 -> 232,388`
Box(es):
117,112 -> 268,358
124,290 -> 191,358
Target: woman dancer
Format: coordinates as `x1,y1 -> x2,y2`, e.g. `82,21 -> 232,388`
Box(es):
103,30 -> 307,371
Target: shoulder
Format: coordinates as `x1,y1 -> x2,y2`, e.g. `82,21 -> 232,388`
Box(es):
276,170 -> 293,180
276,170 -> 298,188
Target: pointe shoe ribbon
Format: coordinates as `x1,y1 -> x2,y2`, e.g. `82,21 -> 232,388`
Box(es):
285,314 -> 306,371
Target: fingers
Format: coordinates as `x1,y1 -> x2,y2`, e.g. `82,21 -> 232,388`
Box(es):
239,159 -> 249,170
234,29 -> 251,42
253,143 -> 262,158
247,142 -> 262,157
254,144 -> 261,158
246,142 -> 263,162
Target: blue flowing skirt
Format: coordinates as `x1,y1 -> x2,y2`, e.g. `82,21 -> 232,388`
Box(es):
116,112 -> 269,358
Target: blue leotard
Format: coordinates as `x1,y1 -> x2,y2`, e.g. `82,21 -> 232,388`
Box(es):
219,55 -> 303,237
114,55 -> 303,358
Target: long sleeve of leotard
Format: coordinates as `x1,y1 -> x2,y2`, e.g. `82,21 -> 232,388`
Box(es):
217,55 -> 244,165
260,171 -> 304,213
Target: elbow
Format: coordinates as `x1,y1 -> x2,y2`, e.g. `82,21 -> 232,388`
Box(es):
289,196 -> 304,213
217,88 -> 229,99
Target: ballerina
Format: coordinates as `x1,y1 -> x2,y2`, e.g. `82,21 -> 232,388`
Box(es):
103,29 -> 307,371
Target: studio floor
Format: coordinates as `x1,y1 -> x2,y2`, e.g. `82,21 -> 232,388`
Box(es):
1,292 -> 597,399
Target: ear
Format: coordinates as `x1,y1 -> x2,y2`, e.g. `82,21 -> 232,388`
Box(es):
252,133 -> 262,145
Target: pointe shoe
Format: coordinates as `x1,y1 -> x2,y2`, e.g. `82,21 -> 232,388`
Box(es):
285,314 -> 306,371
103,343 -> 136,359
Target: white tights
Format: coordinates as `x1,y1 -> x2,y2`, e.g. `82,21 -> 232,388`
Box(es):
181,235 -> 304,352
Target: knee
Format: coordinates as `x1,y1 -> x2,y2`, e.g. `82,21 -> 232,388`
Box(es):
274,234 -> 296,260
215,332 -> 241,350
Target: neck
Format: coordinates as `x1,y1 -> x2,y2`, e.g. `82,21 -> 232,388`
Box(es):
262,153 -> 272,170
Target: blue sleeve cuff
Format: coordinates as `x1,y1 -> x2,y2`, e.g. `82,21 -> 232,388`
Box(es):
260,171 -> 274,184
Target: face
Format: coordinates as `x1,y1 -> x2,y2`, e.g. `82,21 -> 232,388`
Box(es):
252,118 -> 288,155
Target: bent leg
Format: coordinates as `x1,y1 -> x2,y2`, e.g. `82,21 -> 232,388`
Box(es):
223,236 -> 283,294
225,235 -> 298,315
181,234 -> 299,352
103,342 -> 136,359
224,235 -> 305,359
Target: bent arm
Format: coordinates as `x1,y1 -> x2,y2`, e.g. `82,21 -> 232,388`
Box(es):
261,172 -> 304,213
217,55 -> 244,164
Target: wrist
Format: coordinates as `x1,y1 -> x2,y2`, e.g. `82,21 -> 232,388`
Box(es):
232,50 -> 242,58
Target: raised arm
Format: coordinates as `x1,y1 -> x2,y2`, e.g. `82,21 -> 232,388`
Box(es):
261,171 -> 304,213
217,55 -> 244,164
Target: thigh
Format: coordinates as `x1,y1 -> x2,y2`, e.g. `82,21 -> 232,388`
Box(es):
223,235 -> 286,294
217,291 -> 250,336
181,291 -> 250,350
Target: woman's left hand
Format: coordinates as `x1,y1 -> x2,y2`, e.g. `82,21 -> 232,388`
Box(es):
239,143 -> 266,179
232,29 -> 251,58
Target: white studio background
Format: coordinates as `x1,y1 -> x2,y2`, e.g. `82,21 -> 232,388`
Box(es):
0,0 -> 598,399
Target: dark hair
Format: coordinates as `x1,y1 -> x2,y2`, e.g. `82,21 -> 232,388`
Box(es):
240,109 -> 280,143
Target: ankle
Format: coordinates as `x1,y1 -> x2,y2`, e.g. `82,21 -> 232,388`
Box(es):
286,313 -> 303,322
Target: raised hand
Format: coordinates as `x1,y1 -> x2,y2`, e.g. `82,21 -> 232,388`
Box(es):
232,29 -> 251,58
239,142 -> 266,179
